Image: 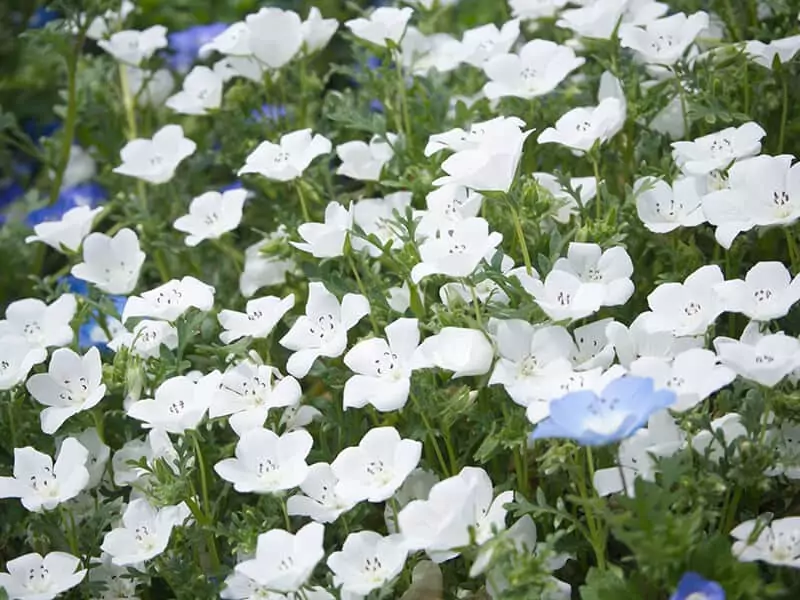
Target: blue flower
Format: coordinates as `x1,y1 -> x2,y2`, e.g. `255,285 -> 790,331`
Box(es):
167,23 -> 228,71
530,376 -> 675,446
28,7 -> 60,28
0,180 -> 25,210
670,573 -> 725,600
369,99 -> 384,113
251,104 -> 287,122
58,275 -> 127,351
25,182 -> 107,227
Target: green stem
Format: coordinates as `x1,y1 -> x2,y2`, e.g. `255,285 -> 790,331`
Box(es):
507,200 -> 533,275
786,228 -> 799,274
91,408 -> 105,444
575,448 -> 607,569
296,181 -> 311,222
394,50 -> 412,149
722,0 -> 741,41
211,238 -> 244,270
190,432 -> 221,571
410,391 -> 450,477
280,496 -> 292,531
467,282 -> 484,329
118,63 -> 138,140
778,70 -> 789,154
347,252 -> 379,333
154,248 -> 171,282
591,154 -> 603,221
60,506 -> 80,556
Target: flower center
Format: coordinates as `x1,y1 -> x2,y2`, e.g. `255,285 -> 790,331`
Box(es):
308,313 -> 337,343
25,566 -> 51,592
753,288 -> 774,303
374,351 -> 401,378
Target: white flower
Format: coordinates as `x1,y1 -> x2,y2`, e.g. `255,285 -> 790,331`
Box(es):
88,553 -> 138,600
239,129 -> 331,181
345,7 -> 414,47
509,0 -> 569,20
630,348 -> 736,412
71,228 -> 145,294
415,185 -> 483,240
0,438 -> 89,512
128,374 -> 217,434
336,134 -> 397,181
671,122 -> 766,175
113,124 -> 196,185
553,242 -> 634,307
60,145 -> 95,189
215,427 -> 312,494
644,265 -> 724,336
605,313 -> 702,368
524,270 -> 603,322
81,0 -> 135,40
567,318 -> 617,371
75,428 -> 109,489
0,294 -> 76,350
619,11 -> 709,65
218,294 -> 295,344
331,426 -> 422,503
292,201 -> 352,259
200,22 -> 251,58
126,66 -> 175,107
692,413 -> 747,461
165,65 -> 223,115
287,462 -> 357,523
246,8 -> 304,68
715,261 -> 800,321
98,26 -> 168,66
112,429 -> 179,487
425,116 -> 526,157
280,403 -> 322,432
279,282 -> 370,378
352,192 -> 412,257
343,318 -> 420,412
240,229 -> 298,298
0,552 -> 86,600
483,40 -> 584,100
634,176 -> 706,233
302,7 -> 338,53
122,276 -> 215,322
100,499 -> 190,566
0,336 -> 47,391
328,531 -> 408,596
732,517 -> 800,567
558,0 -> 665,39
439,254 -> 516,308
25,205 -> 103,252
459,20 -> 520,68
745,34 -> 800,69
107,320 -> 179,358
235,522 -> 325,592
714,323 -> 800,387
533,173 -> 597,224
384,468 -> 439,533
411,327 -> 494,378
173,188 -> 247,247
26,347 -> 106,435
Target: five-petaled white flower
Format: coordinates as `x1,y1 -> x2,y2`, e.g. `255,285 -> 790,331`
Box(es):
127,373 -> 217,434
107,320 -> 179,358
302,7 -> 339,54
245,8 -> 304,68
0,295 -> 76,351
0,336 -> 47,391
458,20 -> 520,68
166,65 -> 223,115
351,192 -> 412,257
122,276 -> 215,322
98,26 -> 168,66
553,242 -> 635,308
336,134 -> 397,181
113,124 -> 196,185
634,176 -> 706,233
173,188 -> 247,247
287,462 -> 358,523
218,294 -> 295,344
0,551 -> 86,600
327,531 -> 408,596
25,205 -> 103,253
412,327 -> 495,378
524,270 -> 603,322
714,322 -> 800,387
619,11 -> 709,65
671,122 -> 766,175
71,228 -> 145,294
732,517 -> 800,568
345,7 -> 414,47
292,201 -> 352,259
238,129 -> 332,181
643,265 -> 725,336
715,261 -> 800,321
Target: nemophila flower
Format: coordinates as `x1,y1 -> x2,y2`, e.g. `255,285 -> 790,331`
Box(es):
483,39 -> 584,100
302,7 -> 338,54
112,429 -> 179,487
425,116 -> 526,157
88,553 -> 138,600
287,462 -> 357,523
634,176 -> 706,233
715,261 -> 800,321
239,129 -> 331,181
113,124 -> 196,185
530,375 -> 675,446
218,294 -> 294,344
244,7 -> 304,69
745,35 -> 800,69
670,573 -> 725,600
714,323 -> 800,387
439,253 -> 517,307
25,182 -> 107,228
165,65 -> 223,115
279,282 -> 369,378
0,438 -> 89,512
524,269 -> 603,322
126,66 -> 175,107
173,188 -> 247,247
345,7 -> 414,47
351,192 -> 412,256
691,413 -> 747,461
241,236 -> 297,298
567,319 -> 617,371
0,294 -> 76,350
703,155 -> 800,249
557,0 -> 628,39
619,11 -> 709,65
292,201 -> 352,259
25,205 -> 103,252
731,517 -> 800,567
606,313 -> 702,368
510,0 -> 569,20
60,145 -> 95,189
766,422 -> 800,480
412,327 -> 494,378
553,242 -> 634,307
213,55 -> 266,83
167,23 -> 227,71
644,265 -> 724,336
0,336 -> 46,391
385,468 -> 439,533
26,347 -> 106,434
0,551 -> 86,600
328,531 -> 408,596
280,403 -> 322,433
236,522 -> 325,592
671,122 -> 766,176
71,228 -> 145,294
458,19 -> 520,68
343,318 -> 419,412
332,426 -> 422,503
410,217 -> 502,282
108,319 -> 179,358
127,374 -> 217,434
101,499 -> 190,566
98,26 -> 168,66
399,466 -> 513,563
415,185 -> 482,240
534,173 -> 597,224
199,21 -> 250,57
336,134 -> 397,181
74,428 -> 109,488
122,276 -> 215,322
77,1 -> 134,40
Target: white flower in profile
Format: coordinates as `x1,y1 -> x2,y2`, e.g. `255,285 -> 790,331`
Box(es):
280,403 -> 322,433
412,327 -> 495,378
715,261 -> 800,321
343,318 -> 420,412
410,217 -> 502,283
568,318 -> 617,371
630,348 -> 736,412
351,192 -> 412,257
745,34 -> 800,69
88,553 -> 137,600
459,19 -> 520,68
215,427 -> 312,494
219,571 -> 271,600
332,426 -> 422,503
287,462 -> 357,523
71,228 -> 145,294
0,336 -> 47,391
240,229 -> 298,298
200,22 -> 251,58
127,374 -> 216,434
345,7 -> 414,47
279,282 -> 369,378
424,116 -> 526,157
415,185 -> 482,240
165,65 -> 223,115
732,517 -> 800,567
619,11 -> 709,65
692,413 -> 747,461
302,7 -> 339,53
644,265 -> 725,336
74,428 -> 109,489
113,124 -> 196,185
25,205 -> 103,252
534,173 -> 597,224
245,8 -> 304,68
173,188 -> 247,247
0,552 -> 86,600
336,134 -> 397,181
98,26 -> 168,66
122,276 -> 215,322
553,242 -> 634,307
26,347 -> 106,435
634,176 -> 706,233
328,531 -> 408,596
557,0 -> 628,39
107,320 -> 179,358
524,270 -> 603,322
0,295 -> 76,350
483,40 -> 584,100
509,0 -> 569,20
384,468 -> 439,533
714,322 -> 800,387
605,313 -> 702,368
239,129 -> 331,181
291,201 -> 352,259
0,438 -> 89,512
218,294 -> 295,344
235,522 -> 325,592
671,122 -> 766,176
101,499 -> 190,566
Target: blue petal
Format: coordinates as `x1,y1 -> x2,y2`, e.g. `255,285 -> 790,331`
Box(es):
670,572 -> 726,600
529,417 -> 574,442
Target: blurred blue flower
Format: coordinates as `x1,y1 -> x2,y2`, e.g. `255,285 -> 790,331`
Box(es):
530,376 -> 675,446
0,180 -> 25,210
28,7 -> 60,28
59,275 -> 127,351
220,180 -> 244,193
22,119 -> 60,144
670,573 -> 725,600
366,55 -> 383,70
167,23 -> 227,71
25,182 -> 107,227
251,104 -> 287,122
369,99 -> 385,113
